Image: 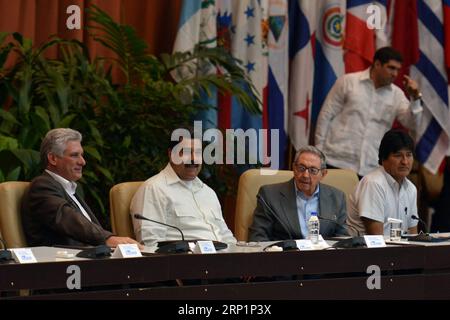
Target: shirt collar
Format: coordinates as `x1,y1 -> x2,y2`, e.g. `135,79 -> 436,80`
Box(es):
294,180 -> 320,200
380,166 -> 408,191
359,67 -> 393,91
163,163 -> 204,191
45,169 -> 78,195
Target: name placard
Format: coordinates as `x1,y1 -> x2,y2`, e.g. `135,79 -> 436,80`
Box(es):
364,235 -> 386,248
11,248 -> 37,264
112,244 -> 142,258
193,241 -> 216,254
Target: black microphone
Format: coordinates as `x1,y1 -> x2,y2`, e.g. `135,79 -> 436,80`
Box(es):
317,216 -> 366,249
133,214 -> 190,253
412,215 -> 428,234
256,195 -> 299,251
0,237 -> 13,262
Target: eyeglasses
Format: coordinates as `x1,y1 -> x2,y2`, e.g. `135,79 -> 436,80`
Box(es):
294,165 -> 322,176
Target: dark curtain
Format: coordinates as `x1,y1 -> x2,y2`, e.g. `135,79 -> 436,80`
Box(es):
0,0 -> 182,57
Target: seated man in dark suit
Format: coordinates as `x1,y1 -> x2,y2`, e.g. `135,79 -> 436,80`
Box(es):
248,146 -> 348,241
21,128 -> 141,248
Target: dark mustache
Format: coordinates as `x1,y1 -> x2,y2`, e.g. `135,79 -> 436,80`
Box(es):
184,163 -> 200,168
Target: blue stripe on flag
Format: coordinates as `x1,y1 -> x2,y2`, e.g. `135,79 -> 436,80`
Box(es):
289,0 -> 311,59
268,67 -> 287,168
416,118 -> 442,163
311,41 -> 337,125
444,0 -> 450,6
178,0 -> 202,27
418,0 -> 444,46
347,0 -> 373,9
415,51 -> 449,106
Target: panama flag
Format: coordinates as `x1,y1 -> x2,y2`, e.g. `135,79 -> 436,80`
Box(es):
410,0 -> 450,173
311,0 -> 346,128
288,0 -> 317,151
344,0 -> 389,73
173,0 -> 218,129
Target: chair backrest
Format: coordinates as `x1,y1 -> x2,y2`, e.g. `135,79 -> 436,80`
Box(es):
234,168 -> 359,241
0,181 -> 30,248
109,181 -> 143,238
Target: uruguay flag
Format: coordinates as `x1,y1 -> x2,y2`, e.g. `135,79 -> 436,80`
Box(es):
410,0 -> 450,173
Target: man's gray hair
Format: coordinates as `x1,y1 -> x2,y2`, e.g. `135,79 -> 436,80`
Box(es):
40,128 -> 82,167
293,146 -> 327,169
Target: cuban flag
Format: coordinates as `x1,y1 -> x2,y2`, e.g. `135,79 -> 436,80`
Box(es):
410,0 -> 450,173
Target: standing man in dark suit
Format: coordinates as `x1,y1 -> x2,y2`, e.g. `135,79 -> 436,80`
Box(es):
248,146 -> 348,241
21,128 -> 140,248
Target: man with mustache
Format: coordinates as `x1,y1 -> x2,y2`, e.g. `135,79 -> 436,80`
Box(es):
248,146 -> 348,241
21,128 -> 141,248
347,130 -> 418,236
130,130 -> 236,249
315,47 -> 422,178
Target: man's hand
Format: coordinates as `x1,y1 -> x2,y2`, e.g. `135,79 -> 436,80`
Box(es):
403,75 -> 421,100
106,236 -> 144,250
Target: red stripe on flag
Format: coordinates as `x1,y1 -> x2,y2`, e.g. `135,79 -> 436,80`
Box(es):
218,93 -> 231,130
444,3 -> 450,81
392,0 -> 419,89
344,12 -> 375,73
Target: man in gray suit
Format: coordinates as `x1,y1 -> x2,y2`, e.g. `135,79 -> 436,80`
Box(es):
249,146 -> 348,241
21,128 -> 141,248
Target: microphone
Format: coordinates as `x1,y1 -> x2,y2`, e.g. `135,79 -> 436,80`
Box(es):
133,214 -> 190,253
256,195 -> 299,251
317,216 -> 366,249
0,237 -> 13,262
412,215 -> 428,234
317,216 -> 360,237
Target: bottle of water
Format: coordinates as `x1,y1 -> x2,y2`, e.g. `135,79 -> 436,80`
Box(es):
308,212 -> 320,244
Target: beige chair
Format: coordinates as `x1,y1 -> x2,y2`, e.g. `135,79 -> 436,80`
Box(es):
109,181 -> 143,238
0,181 -> 30,248
234,169 -> 359,241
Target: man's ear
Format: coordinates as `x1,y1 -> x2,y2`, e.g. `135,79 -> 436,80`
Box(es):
321,168 -> 328,178
47,153 -> 58,166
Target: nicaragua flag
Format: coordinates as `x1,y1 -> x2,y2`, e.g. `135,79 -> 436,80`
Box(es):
267,0 -> 289,168
410,0 -> 450,173
172,0 -> 218,129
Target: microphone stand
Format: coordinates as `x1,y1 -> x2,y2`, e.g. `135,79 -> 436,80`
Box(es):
133,214 -> 190,253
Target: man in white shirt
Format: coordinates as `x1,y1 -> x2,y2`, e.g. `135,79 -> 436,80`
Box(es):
347,130 -> 419,236
130,130 -> 236,249
315,47 -> 423,177
21,128 -> 141,248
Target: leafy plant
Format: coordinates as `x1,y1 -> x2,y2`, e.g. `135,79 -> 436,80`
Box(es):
0,5 -> 260,223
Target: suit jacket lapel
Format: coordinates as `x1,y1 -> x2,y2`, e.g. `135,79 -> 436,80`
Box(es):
74,193 -> 101,225
279,179 -> 302,238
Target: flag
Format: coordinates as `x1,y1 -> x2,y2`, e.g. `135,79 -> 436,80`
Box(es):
288,0 -> 317,151
409,0 -> 450,173
311,0 -> 345,127
267,0 -> 289,167
344,0 -> 389,73
173,0 -> 218,129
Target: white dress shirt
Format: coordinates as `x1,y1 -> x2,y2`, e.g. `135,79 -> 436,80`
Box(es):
45,169 -> 92,222
347,166 -> 418,236
315,68 -> 423,176
130,164 -> 236,248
